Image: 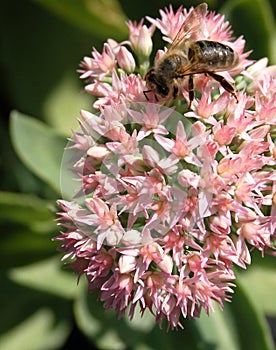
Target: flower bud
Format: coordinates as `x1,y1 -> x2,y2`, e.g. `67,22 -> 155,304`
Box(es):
87,145 -> 110,160
137,25 -> 153,58
117,46 -> 136,73
118,255 -> 137,273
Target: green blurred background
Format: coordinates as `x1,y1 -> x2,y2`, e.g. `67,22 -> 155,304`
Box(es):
0,0 -> 276,349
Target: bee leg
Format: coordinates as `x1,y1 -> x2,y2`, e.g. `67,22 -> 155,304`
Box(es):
143,90 -> 159,102
188,75 -> 194,108
143,90 -> 151,101
207,72 -> 238,103
173,85 -> 178,99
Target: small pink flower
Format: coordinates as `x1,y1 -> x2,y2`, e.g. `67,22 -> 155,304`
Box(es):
146,5 -> 185,42
213,122 -> 236,146
155,121 -> 204,166
140,243 -> 173,273
204,10 -> 233,41
83,197 -> 125,248
86,71 -> 146,109
79,43 -> 116,80
240,221 -> 272,254
128,103 -> 171,140
126,20 -> 154,58
142,145 -> 179,175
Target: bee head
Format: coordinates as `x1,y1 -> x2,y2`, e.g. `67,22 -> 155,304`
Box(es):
145,69 -> 169,97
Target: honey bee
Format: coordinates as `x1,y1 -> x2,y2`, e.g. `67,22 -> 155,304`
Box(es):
145,3 -> 239,105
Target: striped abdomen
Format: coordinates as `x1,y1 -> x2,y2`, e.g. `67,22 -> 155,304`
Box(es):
188,40 -> 239,72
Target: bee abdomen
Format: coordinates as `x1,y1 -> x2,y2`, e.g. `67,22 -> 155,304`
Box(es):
188,40 -> 238,71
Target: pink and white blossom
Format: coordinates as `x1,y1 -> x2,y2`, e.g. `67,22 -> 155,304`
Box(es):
56,3 -> 276,330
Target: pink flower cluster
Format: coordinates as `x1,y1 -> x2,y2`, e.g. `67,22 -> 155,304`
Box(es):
56,4 -> 276,329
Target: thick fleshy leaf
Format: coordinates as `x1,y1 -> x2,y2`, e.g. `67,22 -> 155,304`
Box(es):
0,191 -> 57,268
33,0 -> 128,40
1,0 -> 98,135
221,0 -> 276,61
192,284 -> 274,350
0,309 -> 69,350
9,257 -> 78,299
235,253 -> 276,315
0,270 -> 72,350
230,278 -> 275,350
191,305 -> 239,350
10,111 -> 67,195
42,71 -> 93,135
0,191 -> 54,227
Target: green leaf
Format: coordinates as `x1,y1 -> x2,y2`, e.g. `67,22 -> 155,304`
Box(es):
1,0 -> 98,127
192,305 -> 240,350
0,191 -> 58,268
235,253 -> 276,315
0,271 -> 72,350
0,308 -> 68,350
33,0 -> 128,40
230,279 -> 275,350
43,71 -> 93,135
191,266 -> 275,350
10,111 -> 67,195
0,191 -> 54,227
221,0 -> 276,61
9,257 -> 78,299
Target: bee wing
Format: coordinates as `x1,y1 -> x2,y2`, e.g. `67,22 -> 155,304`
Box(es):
168,3 -> 208,51
176,61 -> 205,76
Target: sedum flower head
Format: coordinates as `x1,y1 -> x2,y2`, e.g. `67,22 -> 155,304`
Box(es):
56,3 -> 276,329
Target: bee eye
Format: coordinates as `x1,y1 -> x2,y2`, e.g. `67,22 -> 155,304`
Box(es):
148,73 -> 156,83
158,85 -> 169,96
